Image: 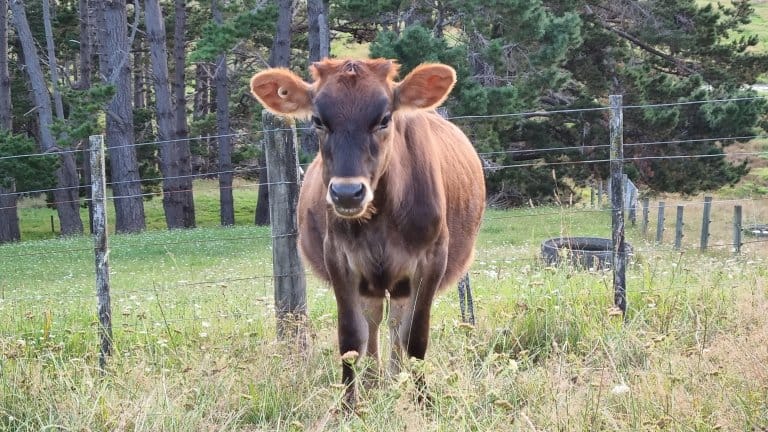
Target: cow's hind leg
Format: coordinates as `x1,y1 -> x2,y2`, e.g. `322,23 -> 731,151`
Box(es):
389,288 -> 435,404
360,295 -> 384,386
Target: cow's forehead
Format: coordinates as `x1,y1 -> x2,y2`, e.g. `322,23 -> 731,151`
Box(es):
314,77 -> 391,124
311,58 -> 399,84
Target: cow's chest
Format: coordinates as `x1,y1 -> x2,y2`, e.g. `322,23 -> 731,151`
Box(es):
330,219 -> 421,298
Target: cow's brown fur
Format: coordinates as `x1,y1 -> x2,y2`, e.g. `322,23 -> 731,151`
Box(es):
250,59 -> 485,407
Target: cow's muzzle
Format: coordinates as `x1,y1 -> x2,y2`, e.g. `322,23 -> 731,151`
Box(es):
327,177 -> 373,218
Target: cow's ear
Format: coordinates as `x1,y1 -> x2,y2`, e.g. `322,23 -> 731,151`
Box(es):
250,69 -> 312,118
394,64 -> 456,110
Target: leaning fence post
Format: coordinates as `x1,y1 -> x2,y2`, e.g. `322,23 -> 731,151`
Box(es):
90,135 -> 112,370
262,111 -> 308,347
656,201 -> 665,244
674,205 -> 684,250
700,196 -> 712,252
609,95 -> 627,315
733,205 -> 742,255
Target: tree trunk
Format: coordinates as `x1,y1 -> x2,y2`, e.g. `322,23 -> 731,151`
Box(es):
193,62 -> 212,171
255,0 -> 294,226
76,0 -> 94,232
133,40 -> 145,109
172,0 -> 195,226
74,0 -> 92,90
11,0 -> 83,236
213,0 -> 234,226
302,0 -> 329,155
0,0 -> 11,130
145,0 -> 195,229
193,63 -> 209,120
1,0 -> 17,242
42,0 -> 64,120
0,182 -> 20,243
269,0 -> 292,68
307,0 -> 329,64
96,0 -> 146,233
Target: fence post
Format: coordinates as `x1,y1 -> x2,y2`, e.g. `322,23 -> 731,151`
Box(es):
90,135 -> 112,370
609,95 -> 626,315
626,176 -> 637,226
656,201 -> 665,244
733,205 -> 742,255
674,205 -> 684,250
597,179 -> 603,209
700,196 -> 712,251
641,198 -> 650,237
457,274 -> 475,325
590,184 -> 595,208
262,111 -> 308,347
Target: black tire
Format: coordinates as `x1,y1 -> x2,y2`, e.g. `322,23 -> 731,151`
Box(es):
541,237 -> 632,269
742,224 -> 768,238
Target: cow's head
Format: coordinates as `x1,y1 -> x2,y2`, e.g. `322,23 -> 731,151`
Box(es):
250,59 -> 456,219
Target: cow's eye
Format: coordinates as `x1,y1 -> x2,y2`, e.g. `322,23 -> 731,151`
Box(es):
377,113 -> 391,130
311,115 -> 325,130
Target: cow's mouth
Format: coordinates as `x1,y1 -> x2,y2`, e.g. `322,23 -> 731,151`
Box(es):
333,205 -> 367,219
331,203 -> 376,220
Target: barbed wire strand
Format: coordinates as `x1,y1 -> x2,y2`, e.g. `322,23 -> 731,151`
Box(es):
5,143 -> 767,204
3,94 -> 766,162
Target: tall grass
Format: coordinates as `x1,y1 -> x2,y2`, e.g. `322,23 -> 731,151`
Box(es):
2,186 -> 767,430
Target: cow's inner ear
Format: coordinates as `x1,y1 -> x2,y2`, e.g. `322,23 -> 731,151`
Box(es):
250,69 -> 313,118
394,64 -> 456,111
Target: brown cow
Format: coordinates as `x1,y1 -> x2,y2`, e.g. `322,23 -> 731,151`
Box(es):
250,58 -> 485,407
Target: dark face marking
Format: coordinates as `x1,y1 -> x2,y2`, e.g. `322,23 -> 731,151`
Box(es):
312,77 -> 394,219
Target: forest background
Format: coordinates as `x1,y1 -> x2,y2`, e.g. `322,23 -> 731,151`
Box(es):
1,0 -> 767,243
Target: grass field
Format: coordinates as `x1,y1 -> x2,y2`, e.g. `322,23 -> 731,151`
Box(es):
701,0 -> 768,52
2,180 -> 768,431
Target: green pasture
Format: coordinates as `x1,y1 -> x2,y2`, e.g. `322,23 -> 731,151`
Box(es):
2,181 -> 767,431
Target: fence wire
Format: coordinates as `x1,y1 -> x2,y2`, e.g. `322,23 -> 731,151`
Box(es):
3,94 -> 768,356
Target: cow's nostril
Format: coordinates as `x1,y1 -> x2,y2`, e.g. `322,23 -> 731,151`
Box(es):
330,182 -> 366,208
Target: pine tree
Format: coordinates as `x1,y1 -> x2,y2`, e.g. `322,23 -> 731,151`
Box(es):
0,131 -> 57,243
365,0 -> 768,202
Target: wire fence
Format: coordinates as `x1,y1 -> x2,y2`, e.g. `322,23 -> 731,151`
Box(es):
1,94 -> 767,355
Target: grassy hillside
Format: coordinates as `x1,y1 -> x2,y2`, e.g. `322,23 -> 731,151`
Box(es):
2,187 -> 768,430
15,179 -> 261,242
700,0 -> 768,52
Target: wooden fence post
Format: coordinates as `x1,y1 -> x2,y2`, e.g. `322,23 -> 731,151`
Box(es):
656,201 -> 665,244
262,111 -> 308,347
90,135 -> 112,370
674,205 -> 684,250
597,179 -> 603,209
641,198 -> 650,237
609,95 -> 627,315
733,205 -> 742,255
700,196 -> 712,251
457,274 -> 475,325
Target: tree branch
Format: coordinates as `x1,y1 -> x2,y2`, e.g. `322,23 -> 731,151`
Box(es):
589,12 -> 697,76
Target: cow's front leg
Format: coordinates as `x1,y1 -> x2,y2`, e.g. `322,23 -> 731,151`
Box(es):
336,293 -> 368,409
